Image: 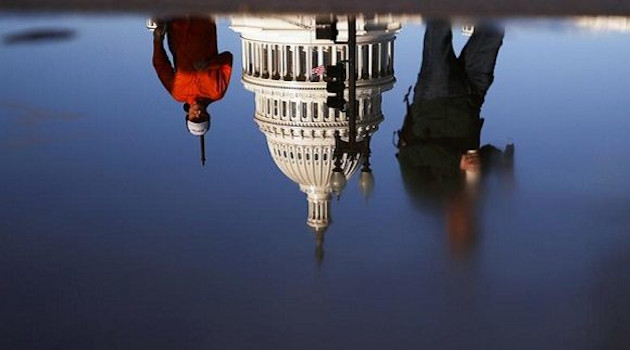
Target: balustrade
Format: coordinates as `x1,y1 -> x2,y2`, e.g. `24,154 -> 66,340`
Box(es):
241,39 -> 395,83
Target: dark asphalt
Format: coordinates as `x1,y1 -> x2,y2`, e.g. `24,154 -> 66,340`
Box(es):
2,0 -> 630,16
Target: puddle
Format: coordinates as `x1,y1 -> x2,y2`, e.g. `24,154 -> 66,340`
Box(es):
1,13 -> 630,350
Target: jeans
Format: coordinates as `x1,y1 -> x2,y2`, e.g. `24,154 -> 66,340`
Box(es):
413,20 -> 504,106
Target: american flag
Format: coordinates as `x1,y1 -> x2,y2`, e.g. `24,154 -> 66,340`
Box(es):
311,65 -> 326,77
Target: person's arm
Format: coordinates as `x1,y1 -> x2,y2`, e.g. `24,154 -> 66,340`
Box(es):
204,52 -> 233,100
152,27 -> 175,92
214,52 -> 233,98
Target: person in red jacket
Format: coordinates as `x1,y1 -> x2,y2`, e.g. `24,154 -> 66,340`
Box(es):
152,17 -> 233,140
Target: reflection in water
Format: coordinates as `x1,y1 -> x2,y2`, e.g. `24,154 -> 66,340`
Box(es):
575,16 -> 630,31
151,17 -> 233,165
396,20 -> 512,258
0,101 -> 83,150
3,28 -> 76,45
231,15 -> 400,261
4,15 -> 630,349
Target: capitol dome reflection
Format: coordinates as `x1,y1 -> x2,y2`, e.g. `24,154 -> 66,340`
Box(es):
231,15 -> 400,238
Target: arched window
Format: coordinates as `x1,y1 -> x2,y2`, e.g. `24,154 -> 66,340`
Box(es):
291,102 -> 297,119
301,102 -> 308,120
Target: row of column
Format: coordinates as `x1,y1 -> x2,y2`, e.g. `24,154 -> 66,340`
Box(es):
273,145 -> 332,164
257,95 -> 380,123
242,39 -> 395,82
308,198 -> 330,226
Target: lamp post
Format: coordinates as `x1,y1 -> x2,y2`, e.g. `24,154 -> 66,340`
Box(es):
330,15 -> 373,197
200,135 -> 206,167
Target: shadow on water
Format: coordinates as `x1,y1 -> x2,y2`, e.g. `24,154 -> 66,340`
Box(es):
3,28 -> 76,45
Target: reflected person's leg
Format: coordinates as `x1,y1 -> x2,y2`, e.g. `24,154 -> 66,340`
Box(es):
459,24 -> 504,103
187,17 -> 218,56
166,18 -> 193,67
414,20 -> 469,102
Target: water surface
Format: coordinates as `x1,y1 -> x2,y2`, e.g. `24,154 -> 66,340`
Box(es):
1,15 -> 630,350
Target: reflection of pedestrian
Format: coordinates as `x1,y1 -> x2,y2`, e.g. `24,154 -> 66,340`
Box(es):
396,20 -> 507,258
152,18 -> 233,137
396,20 -> 504,176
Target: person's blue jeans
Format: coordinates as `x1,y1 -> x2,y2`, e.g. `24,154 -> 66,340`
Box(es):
413,20 -> 504,107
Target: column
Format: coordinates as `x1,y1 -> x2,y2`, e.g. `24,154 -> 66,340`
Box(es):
252,42 -> 258,76
368,43 -> 373,79
283,45 -> 289,79
273,45 -> 279,79
257,42 -> 262,76
245,42 -> 249,74
267,44 -> 272,78
357,44 -> 363,79
306,46 -> 313,80
301,46 -> 306,80
377,42 -> 383,78
388,40 -> 394,74
292,45 -> 298,81
249,42 -> 256,76
278,45 -> 283,79
248,42 -> 253,75
284,46 -> 289,79
317,46 -> 323,66
384,41 -> 389,74
241,39 -> 246,73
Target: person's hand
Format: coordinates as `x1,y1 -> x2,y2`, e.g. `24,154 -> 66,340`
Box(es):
153,25 -> 166,41
460,151 -> 481,172
193,60 -> 207,71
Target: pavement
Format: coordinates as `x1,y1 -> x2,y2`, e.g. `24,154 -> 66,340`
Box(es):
2,0 -> 630,17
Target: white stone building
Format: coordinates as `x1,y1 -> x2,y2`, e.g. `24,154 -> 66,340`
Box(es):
231,15 -> 400,237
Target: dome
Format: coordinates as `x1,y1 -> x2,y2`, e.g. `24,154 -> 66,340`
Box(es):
260,116 -> 376,230
231,15 -> 400,231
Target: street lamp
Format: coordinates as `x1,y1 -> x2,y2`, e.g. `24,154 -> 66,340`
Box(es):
358,139 -> 374,199
326,15 -> 374,198
330,151 -> 347,198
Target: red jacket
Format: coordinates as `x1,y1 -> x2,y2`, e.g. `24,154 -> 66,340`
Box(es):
153,18 -> 233,105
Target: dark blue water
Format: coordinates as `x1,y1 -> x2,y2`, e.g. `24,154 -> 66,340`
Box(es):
1,15 -> 630,349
